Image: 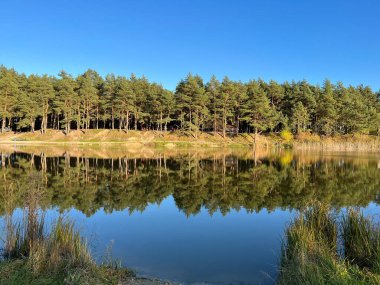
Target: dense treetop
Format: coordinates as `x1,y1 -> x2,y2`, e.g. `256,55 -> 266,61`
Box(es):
0,65 -> 379,136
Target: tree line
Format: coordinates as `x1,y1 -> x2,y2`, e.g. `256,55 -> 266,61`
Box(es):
1,65 -> 379,136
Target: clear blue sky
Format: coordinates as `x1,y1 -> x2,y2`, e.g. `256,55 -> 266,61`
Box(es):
1,0 -> 379,91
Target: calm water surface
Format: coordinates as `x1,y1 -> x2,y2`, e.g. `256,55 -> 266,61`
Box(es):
1,147 -> 380,285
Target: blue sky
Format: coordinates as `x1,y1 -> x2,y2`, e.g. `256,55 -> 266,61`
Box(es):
0,0 -> 379,91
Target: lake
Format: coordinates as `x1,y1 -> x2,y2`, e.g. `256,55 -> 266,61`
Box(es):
1,146 -> 380,285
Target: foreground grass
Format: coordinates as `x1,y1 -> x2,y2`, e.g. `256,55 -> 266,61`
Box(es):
278,205 -> 380,284
0,215 -> 133,285
0,259 -> 132,285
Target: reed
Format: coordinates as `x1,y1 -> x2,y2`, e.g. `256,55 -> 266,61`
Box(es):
279,204 -> 380,284
1,212 -> 133,284
341,209 -> 380,272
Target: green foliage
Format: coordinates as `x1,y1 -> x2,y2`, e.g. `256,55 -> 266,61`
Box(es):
0,66 -> 18,132
0,65 -> 380,136
242,80 -> 279,136
291,102 -> 309,133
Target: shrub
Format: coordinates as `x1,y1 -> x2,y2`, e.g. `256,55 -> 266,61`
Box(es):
280,129 -> 293,142
279,204 -> 380,284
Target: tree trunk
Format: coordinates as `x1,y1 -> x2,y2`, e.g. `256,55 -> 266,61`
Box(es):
214,112 -> 217,135
67,112 -> 71,134
126,111 -> 129,132
223,111 -> 226,138
87,106 -> 90,130
112,107 -> 115,130
96,106 -> 99,130
1,116 -> 5,133
165,117 -> 168,132
254,127 -> 258,147
236,116 -> 240,136
195,110 -> 198,139
58,114 -> 61,130
160,111 -> 163,132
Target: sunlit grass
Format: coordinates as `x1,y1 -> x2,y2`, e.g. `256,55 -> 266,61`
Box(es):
341,209 -> 380,272
1,212 -> 133,284
279,204 -> 380,284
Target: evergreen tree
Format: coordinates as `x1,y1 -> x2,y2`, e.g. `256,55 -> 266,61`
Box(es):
206,75 -> 221,134
129,74 -> 149,130
0,67 -> 18,132
219,77 -> 235,138
148,83 -> 174,131
17,74 -> 39,132
114,76 -> 133,131
291,102 -> 309,134
0,65 -> 379,138
175,74 -> 206,137
76,72 -> 98,130
315,80 -> 337,135
103,74 -> 117,129
231,81 -> 248,135
54,71 -> 77,133
242,81 -> 277,141
266,80 -> 285,109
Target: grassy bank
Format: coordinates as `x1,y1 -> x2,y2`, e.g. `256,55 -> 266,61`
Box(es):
279,204 -> 380,284
0,129 -> 263,147
293,132 -> 380,151
0,209 -> 133,285
1,130 -> 380,152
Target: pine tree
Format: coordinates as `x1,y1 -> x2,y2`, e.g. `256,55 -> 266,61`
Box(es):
0,65 -> 379,138
291,102 -> 309,134
17,74 -> 39,132
219,77 -> 235,138
54,71 -> 77,134
175,74 -> 206,137
76,73 -> 98,130
130,74 -> 148,130
266,80 -> 285,109
103,74 -> 117,130
114,76 -> 133,131
206,75 -> 221,134
0,67 -> 18,132
242,80 -> 277,142
148,83 -> 174,131
315,80 -> 337,135
231,81 -> 248,135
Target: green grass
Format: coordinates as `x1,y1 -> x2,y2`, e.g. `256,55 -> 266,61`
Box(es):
278,204 -> 380,284
1,214 -> 133,284
341,210 -> 380,272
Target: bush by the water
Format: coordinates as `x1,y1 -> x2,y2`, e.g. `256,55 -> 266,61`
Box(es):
279,204 -> 380,284
280,130 -> 293,142
0,211 -> 133,284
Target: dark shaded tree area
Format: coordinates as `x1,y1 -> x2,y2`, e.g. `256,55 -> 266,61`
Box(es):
1,65 -> 379,136
1,153 -> 380,216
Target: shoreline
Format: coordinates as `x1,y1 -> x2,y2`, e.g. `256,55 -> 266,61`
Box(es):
1,130 -> 380,152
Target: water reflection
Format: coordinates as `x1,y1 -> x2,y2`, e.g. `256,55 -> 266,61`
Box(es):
0,150 -> 379,217
1,148 -> 380,284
